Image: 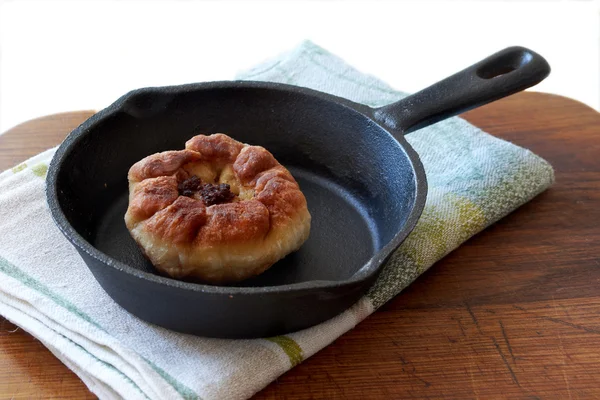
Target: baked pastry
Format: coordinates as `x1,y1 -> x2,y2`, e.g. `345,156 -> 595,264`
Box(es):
124,133 -> 311,284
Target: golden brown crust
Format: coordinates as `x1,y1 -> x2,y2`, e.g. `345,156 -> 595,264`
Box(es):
144,196 -> 207,245
124,133 -> 311,284
197,200 -> 270,245
128,176 -> 179,221
255,176 -> 306,227
254,165 -> 297,192
185,133 -> 244,163
128,150 -> 200,183
233,146 -> 279,185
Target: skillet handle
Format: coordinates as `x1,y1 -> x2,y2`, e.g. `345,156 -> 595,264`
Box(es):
372,46 -> 550,134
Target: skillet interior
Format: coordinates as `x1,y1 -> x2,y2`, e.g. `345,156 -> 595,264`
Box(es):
54,84 -> 419,287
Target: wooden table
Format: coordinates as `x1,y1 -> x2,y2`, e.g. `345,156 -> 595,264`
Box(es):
1,92 -> 599,399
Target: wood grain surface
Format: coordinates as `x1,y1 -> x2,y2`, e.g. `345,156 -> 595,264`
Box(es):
0,92 -> 599,399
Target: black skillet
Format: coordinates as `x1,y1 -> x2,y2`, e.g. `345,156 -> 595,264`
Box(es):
46,47 -> 550,338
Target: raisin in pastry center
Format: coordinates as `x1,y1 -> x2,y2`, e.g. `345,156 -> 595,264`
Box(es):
178,175 -> 236,206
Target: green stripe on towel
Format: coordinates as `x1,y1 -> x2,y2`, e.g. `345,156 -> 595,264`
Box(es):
11,163 -> 27,174
31,163 -> 48,177
0,254 -> 104,331
266,336 -> 303,367
143,357 -> 201,400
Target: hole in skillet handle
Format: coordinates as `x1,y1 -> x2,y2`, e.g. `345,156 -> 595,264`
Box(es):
476,50 -> 534,79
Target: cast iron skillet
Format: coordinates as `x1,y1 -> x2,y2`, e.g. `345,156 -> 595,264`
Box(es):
47,47 -> 550,338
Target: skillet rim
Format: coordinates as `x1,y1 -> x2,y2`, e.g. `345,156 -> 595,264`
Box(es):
45,80 -> 428,295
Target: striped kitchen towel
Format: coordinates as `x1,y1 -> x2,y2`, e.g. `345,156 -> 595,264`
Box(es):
0,41 -> 554,399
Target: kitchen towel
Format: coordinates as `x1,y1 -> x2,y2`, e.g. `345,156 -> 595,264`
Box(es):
0,41 -> 554,399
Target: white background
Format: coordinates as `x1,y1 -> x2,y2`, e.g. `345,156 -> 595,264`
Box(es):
0,0 -> 599,133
